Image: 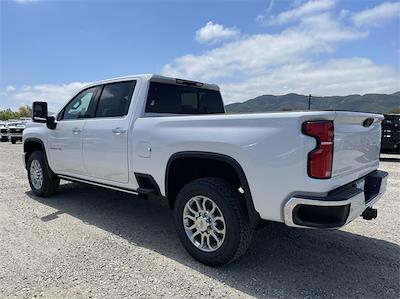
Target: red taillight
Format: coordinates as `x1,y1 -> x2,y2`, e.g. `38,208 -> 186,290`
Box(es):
303,121 -> 334,179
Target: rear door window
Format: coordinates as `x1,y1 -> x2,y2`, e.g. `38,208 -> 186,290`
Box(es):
95,81 -> 136,118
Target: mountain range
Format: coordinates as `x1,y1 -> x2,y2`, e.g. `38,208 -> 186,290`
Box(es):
225,92 -> 400,114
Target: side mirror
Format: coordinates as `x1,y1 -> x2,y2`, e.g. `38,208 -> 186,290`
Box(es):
32,102 -> 48,123
32,101 -> 57,130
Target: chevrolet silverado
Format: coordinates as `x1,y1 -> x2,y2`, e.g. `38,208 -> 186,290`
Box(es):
23,74 -> 388,266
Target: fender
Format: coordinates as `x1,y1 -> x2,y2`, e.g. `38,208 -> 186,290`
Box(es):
23,138 -> 55,176
165,151 -> 259,225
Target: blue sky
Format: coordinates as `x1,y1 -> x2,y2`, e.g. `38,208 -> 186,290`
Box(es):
1,0 -> 399,110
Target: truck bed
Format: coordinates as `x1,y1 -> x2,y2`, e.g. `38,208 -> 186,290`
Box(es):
134,110 -> 383,222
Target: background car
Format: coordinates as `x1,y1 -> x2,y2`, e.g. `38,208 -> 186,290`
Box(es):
0,122 -> 9,142
381,114 -> 400,154
7,120 -> 26,144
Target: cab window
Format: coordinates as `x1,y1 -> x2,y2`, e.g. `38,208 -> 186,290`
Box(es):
145,82 -> 224,114
95,81 -> 136,118
62,87 -> 97,120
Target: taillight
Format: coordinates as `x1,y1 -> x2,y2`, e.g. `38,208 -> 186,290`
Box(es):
303,121 -> 334,179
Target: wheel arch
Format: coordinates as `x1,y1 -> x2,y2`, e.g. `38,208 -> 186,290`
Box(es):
23,138 -> 52,173
165,151 -> 259,225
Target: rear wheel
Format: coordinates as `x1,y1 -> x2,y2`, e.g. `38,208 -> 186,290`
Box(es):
174,177 -> 253,266
27,151 -> 59,197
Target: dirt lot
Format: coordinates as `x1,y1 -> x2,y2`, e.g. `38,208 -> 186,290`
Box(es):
0,142 -> 399,298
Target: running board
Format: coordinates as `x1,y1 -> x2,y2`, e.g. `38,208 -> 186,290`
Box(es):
137,187 -> 156,195
136,187 -> 157,200
58,175 -> 139,195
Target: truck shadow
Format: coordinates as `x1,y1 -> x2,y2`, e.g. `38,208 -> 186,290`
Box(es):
26,182 -> 400,298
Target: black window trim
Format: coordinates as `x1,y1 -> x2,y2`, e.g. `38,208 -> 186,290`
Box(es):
93,80 -> 137,119
57,79 -> 137,121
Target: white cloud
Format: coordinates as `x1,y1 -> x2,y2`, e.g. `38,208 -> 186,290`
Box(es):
5,86 -> 16,93
264,0 -> 336,25
0,82 -> 88,112
255,0 -> 275,23
163,13 -> 367,81
162,3 -> 399,104
339,9 -> 350,19
195,21 -> 240,44
220,58 -> 400,104
352,2 -> 400,27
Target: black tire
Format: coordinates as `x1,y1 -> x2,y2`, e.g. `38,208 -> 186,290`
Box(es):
27,151 -> 60,197
174,177 -> 253,266
11,139 -> 16,144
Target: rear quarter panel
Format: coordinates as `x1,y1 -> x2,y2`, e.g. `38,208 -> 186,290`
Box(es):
132,111 -> 343,222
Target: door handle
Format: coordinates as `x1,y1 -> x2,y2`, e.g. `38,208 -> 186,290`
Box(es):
112,127 -> 126,135
72,128 -> 81,134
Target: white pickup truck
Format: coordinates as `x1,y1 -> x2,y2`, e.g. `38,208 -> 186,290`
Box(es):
8,121 -> 26,144
23,74 -> 388,266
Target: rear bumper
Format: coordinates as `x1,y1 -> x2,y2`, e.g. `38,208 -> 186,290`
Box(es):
284,170 -> 388,229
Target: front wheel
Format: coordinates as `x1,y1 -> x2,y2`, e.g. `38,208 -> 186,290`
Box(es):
27,151 -> 60,197
11,139 -> 16,144
174,177 -> 253,266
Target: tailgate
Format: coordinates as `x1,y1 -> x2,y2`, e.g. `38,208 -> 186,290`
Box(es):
332,112 -> 383,178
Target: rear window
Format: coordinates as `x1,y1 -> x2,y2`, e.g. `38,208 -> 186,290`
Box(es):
145,82 -> 224,114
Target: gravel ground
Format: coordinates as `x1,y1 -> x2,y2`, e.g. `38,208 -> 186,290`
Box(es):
0,142 -> 399,299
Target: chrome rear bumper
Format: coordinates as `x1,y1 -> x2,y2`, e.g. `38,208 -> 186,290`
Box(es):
284,170 -> 388,229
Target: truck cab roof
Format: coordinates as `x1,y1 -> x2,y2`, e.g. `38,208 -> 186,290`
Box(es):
85,74 -> 220,92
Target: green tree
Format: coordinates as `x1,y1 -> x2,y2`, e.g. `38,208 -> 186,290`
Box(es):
389,107 -> 400,114
0,105 -> 32,121
0,109 -> 16,121
18,105 -> 32,118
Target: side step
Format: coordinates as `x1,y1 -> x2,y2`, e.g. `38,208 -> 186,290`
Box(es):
137,187 -> 156,200
135,173 -> 161,200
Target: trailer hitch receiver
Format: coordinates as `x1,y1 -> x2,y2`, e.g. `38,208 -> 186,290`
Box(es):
362,207 -> 377,220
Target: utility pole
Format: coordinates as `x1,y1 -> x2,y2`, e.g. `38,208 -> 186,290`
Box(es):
308,94 -> 312,110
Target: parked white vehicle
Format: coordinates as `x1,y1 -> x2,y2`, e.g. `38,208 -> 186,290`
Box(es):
23,74 -> 388,266
8,121 -> 26,144
0,122 -> 9,142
